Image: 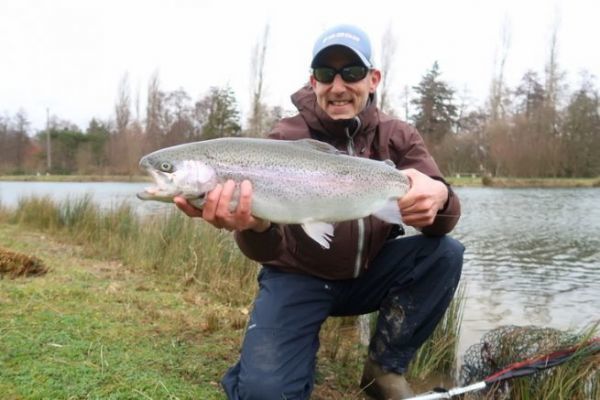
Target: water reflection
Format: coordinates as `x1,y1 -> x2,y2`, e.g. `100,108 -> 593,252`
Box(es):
453,187 -> 600,352
1,182 -> 599,352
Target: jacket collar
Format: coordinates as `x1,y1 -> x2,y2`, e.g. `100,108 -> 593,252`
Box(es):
290,84 -> 379,141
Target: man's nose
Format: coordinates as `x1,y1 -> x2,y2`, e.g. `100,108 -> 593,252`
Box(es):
330,73 -> 346,92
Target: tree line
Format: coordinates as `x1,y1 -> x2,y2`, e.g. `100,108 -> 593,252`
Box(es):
1,24 -> 598,178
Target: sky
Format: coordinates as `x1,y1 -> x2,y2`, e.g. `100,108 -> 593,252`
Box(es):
1,0 -> 599,132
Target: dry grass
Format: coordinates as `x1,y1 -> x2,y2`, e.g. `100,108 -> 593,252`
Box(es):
0,247 -> 48,278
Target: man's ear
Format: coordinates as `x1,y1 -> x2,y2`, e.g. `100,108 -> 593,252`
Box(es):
310,75 -> 317,89
369,69 -> 382,93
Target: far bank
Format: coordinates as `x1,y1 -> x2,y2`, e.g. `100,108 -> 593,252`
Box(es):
1,174 -> 599,188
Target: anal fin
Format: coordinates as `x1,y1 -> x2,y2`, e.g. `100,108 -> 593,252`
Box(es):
301,222 -> 334,249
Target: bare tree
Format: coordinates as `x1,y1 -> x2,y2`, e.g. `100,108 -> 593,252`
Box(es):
247,24 -> 270,137
400,84 -> 411,121
115,73 -> 131,135
145,71 -> 165,150
378,22 -> 398,115
163,88 -> 198,145
489,16 -> 511,121
543,15 -> 565,136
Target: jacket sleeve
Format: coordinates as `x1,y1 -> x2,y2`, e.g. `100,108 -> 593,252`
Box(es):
232,122 -> 291,262
234,223 -> 286,263
390,122 -> 461,236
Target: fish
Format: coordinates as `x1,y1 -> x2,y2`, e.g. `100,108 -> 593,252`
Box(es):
136,137 -> 410,248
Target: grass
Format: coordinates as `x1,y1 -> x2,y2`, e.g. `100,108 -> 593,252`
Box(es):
407,284 -> 466,381
460,324 -> 599,400
0,226 -> 236,400
0,197 -> 377,398
2,195 -> 595,399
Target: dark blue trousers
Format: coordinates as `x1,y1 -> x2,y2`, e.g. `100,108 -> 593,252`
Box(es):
221,235 -> 464,400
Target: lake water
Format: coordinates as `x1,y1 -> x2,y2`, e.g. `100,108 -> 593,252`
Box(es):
1,181 -> 599,354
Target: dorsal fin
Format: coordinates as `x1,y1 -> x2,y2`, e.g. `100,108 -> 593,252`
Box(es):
293,139 -> 341,154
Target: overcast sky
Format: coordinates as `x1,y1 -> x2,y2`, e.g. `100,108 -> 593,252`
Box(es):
1,0 -> 599,132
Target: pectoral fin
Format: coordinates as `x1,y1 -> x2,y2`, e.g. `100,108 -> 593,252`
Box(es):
372,199 -> 403,225
301,222 -> 334,249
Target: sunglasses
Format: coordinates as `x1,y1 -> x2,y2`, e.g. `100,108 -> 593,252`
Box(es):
312,65 -> 369,84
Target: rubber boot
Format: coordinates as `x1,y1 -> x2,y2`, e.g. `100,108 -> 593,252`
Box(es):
360,358 -> 415,400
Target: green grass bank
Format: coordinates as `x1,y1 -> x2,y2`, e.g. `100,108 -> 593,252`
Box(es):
0,197 -> 597,399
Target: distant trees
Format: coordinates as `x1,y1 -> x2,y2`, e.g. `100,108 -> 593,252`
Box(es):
195,86 -> 241,140
411,61 -> 458,144
2,22 -> 599,178
561,74 -> 600,177
0,111 -> 36,174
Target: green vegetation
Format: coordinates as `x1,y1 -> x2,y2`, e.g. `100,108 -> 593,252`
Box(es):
0,225 -> 237,400
1,196 -> 596,399
0,196 -> 465,398
460,325 -> 599,400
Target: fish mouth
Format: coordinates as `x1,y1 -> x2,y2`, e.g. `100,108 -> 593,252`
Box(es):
136,166 -> 208,204
137,168 -> 180,202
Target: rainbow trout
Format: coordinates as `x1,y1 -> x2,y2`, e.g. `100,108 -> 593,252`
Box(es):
136,137 -> 410,248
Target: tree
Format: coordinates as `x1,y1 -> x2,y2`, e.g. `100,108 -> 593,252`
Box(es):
247,24 -> 271,137
514,71 -> 545,119
42,127 -> 86,174
163,88 -> 198,146
561,73 -> 600,177
543,15 -> 565,136
85,119 -> 110,170
108,73 -> 141,174
145,71 -> 165,151
115,73 -> 131,136
12,110 -> 31,171
489,16 -> 512,121
196,86 -> 242,139
411,62 -> 457,143
378,23 -> 398,115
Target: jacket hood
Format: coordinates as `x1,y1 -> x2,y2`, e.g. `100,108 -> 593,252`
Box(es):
290,84 -> 379,141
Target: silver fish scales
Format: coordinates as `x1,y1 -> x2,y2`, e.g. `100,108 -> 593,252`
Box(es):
137,137 -> 410,248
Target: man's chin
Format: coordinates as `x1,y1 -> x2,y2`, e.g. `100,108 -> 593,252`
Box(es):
326,109 -> 355,120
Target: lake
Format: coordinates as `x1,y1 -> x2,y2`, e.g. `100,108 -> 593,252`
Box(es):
1,181 -> 599,354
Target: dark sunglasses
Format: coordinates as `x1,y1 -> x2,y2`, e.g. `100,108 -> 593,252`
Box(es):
312,65 -> 369,84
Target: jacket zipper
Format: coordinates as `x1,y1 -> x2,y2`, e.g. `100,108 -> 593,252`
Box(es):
346,118 -> 365,278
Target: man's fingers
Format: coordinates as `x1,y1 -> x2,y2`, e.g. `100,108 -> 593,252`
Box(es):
174,196 -> 203,217
202,183 -> 223,221
216,180 -> 236,217
236,180 -> 253,219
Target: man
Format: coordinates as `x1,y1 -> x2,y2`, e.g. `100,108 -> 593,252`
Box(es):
175,24 -> 463,400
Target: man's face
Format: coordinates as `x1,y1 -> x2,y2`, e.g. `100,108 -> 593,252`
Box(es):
310,47 -> 381,120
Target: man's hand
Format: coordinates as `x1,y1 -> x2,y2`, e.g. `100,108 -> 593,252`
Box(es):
398,168 -> 448,228
174,179 -> 271,233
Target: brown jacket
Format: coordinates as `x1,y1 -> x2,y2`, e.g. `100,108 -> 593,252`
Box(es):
234,85 -> 461,280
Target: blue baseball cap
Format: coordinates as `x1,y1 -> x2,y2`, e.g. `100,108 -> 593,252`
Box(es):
311,24 -> 373,68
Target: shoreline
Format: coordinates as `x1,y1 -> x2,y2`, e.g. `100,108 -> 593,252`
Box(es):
1,174 -> 599,188
0,174 -> 149,183
447,176 -> 600,188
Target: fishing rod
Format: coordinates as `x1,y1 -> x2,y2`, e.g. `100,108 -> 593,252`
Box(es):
405,337 -> 600,400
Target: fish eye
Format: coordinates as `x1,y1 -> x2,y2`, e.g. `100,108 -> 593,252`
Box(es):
159,162 -> 173,172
